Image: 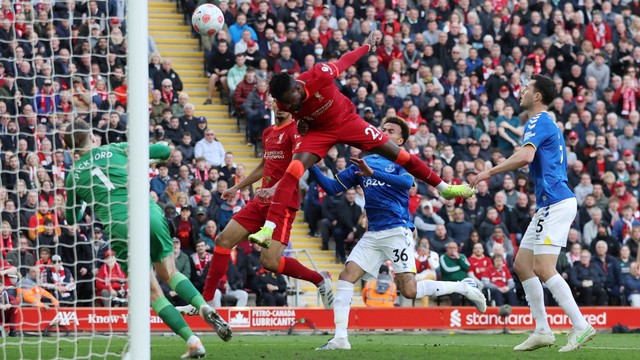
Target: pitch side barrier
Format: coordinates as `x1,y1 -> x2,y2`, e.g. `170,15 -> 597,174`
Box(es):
14,306 -> 640,333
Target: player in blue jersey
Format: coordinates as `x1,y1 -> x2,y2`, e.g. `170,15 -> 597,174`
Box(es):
470,75 -> 595,352
314,116 -> 486,351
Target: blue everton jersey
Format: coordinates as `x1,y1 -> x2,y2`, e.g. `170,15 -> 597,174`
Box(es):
335,155 -> 414,232
522,111 -> 575,209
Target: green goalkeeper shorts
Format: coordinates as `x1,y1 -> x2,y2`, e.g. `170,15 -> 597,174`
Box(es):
108,201 -> 174,274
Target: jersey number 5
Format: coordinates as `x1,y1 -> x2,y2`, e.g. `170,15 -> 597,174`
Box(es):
91,168 -> 115,191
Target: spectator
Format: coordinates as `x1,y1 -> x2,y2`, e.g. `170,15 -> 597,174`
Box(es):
16,266 -> 59,309
0,281 -> 20,336
482,254 -> 518,306
362,265 -> 397,307
227,54 -> 248,96
467,242 -> 491,288
172,238 -> 191,280
0,221 -> 15,259
611,205 -> 640,244
243,79 -> 271,145
204,40 -> 234,106
41,255 -> 76,304
150,163 -> 171,196
624,262 -> 640,307
332,188 -> 363,264
625,226 -> 640,260
592,240 -> 623,304
486,226 -> 515,258
232,69 -> 258,118
446,207 -> 475,245
199,220 -> 217,251
160,78 -> 179,106
584,209 -> 613,253
257,268 -> 287,306
153,59 -> 183,92
6,236 -> 36,277
95,250 -> 127,307
415,237 -> 439,281
439,241 -> 471,305
172,206 -> 198,255
194,129 -> 226,168
569,249 -> 608,306
414,201 -> 444,240
0,258 -> 17,288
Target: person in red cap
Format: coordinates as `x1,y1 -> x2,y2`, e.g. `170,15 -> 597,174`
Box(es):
95,250 -> 128,307
623,150 -> 640,172
586,144 -> 615,180
611,181 -> 634,209
498,84 -> 521,112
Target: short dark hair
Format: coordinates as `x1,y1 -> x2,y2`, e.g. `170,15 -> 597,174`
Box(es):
531,74 -> 556,105
382,116 -> 410,145
269,72 -> 294,101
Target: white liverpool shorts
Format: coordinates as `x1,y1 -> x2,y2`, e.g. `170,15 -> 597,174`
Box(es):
347,226 -> 416,281
520,197 -> 577,255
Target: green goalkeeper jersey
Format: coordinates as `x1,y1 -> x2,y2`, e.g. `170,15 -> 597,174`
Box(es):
65,143 -> 171,226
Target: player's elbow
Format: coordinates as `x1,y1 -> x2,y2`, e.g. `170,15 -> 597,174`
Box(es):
521,147 -> 535,164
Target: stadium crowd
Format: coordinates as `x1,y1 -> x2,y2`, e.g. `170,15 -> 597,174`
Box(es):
2,0 -> 640,335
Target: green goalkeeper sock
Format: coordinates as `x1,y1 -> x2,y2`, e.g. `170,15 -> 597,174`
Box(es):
151,297 -> 193,341
169,272 -> 207,310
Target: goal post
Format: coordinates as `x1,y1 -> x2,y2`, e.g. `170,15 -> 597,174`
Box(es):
126,0 -> 151,359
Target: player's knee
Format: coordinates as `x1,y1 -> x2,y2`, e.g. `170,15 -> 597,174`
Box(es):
214,233 -> 233,249
260,255 -> 280,272
532,262 -> 556,282
400,287 -> 417,299
513,259 -> 529,278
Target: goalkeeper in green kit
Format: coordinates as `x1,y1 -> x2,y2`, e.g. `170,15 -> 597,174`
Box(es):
64,120 -> 232,359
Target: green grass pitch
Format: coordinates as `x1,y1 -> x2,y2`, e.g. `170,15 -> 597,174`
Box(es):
2,333 -> 639,359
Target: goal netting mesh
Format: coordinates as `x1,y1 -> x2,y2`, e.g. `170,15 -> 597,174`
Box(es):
1,1 -> 134,358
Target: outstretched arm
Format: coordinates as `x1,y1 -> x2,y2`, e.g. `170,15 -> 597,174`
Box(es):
309,165 -> 355,195
223,160 -> 265,200
469,145 -> 535,187
331,32 -> 378,75
350,157 -> 414,190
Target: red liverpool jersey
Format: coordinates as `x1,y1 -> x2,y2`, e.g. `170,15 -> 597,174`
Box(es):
468,254 -> 492,279
276,46 -> 370,128
261,120 -> 298,189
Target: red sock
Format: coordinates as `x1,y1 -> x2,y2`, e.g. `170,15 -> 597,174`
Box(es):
277,256 -> 323,285
396,150 -> 443,188
202,247 -> 231,302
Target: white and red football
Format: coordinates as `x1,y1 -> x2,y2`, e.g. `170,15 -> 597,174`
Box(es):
191,4 -> 225,36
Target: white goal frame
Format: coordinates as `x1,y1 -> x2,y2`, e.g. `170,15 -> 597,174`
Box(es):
126,0 -> 151,359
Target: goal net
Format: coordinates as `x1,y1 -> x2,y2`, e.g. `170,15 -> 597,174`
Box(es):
0,1 -> 147,358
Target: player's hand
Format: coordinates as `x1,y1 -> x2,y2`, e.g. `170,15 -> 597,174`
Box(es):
256,186 -> 276,200
351,157 -> 374,177
364,31 -> 379,52
469,170 -> 490,188
297,120 -> 309,136
221,186 -> 238,200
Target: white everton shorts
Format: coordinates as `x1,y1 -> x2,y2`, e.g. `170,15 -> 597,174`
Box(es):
520,197 -> 577,255
347,226 -> 416,281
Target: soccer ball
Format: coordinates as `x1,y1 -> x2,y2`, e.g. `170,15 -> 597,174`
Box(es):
191,4 -> 225,36
461,277 -> 478,288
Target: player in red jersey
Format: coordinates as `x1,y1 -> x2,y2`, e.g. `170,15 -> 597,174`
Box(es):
249,32 -> 475,247
178,108 -> 334,312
